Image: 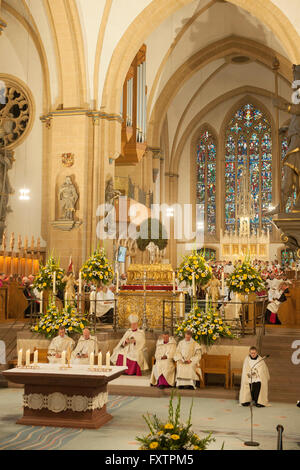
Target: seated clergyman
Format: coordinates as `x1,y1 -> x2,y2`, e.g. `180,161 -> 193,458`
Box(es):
111,314 -> 149,376
71,328 -> 98,364
174,330 -> 202,390
47,326 -> 75,363
150,331 -> 177,389
239,346 -> 270,408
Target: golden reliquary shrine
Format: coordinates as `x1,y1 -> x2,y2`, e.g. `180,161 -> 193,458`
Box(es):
117,264 -> 185,330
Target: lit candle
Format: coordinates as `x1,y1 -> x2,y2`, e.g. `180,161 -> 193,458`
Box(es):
106,351 -> 110,367
192,273 -> 196,298
61,350 -> 66,365
34,350 -> 38,365
40,291 -> 43,314
98,352 -> 102,367
79,271 -> 82,295
53,271 -> 56,295
116,271 -> 119,294
123,354 -> 127,367
26,349 -> 30,366
172,272 -> 175,294
221,272 -> 225,296
89,352 -> 94,366
17,349 -> 23,367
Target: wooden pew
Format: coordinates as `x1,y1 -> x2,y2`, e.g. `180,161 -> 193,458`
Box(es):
200,353 -> 231,389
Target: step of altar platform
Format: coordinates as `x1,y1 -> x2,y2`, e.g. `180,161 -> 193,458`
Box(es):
107,374 -> 238,400
260,328 -> 300,404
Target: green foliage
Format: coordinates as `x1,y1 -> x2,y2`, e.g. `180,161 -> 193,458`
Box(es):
136,392 -> 215,450
177,250 -> 212,286
175,304 -> 235,347
81,247 -> 114,286
31,302 -> 89,339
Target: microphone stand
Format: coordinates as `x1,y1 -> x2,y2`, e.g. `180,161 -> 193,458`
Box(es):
244,355 -> 268,447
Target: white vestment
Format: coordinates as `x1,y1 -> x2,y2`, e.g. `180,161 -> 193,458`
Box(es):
47,335 -> 75,363
90,290 -> 114,318
174,338 -> 202,389
150,337 -> 177,386
111,328 -> 149,371
71,336 -> 98,364
239,355 -> 270,406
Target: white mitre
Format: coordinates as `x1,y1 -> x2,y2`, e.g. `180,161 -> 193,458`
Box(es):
128,314 -> 139,324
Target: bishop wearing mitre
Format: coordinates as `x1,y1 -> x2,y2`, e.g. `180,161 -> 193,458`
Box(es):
111,314 -> 149,375
174,330 -> 202,390
150,331 -> 177,389
47,326 -> 75,363
239,346 -> 270,408
71,328 -> 98,364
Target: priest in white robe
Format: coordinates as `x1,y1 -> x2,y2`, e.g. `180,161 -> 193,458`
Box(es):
174,330 -> 202,390
239,346 -> 270,407
150,331 -> 177,388
47,327 -> 75,363
111,314 -> 148,375
71,328 -> 98,364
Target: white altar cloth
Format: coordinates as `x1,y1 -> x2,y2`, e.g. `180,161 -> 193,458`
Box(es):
4,364 -> 127,378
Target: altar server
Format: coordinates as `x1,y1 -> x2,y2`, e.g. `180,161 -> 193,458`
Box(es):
111,314 -> 149,375
150,331 -> 177,388
239,346 -> 270,407
71,328 -> 98,364
174,330 -> 202,390
47,326 -> 75,363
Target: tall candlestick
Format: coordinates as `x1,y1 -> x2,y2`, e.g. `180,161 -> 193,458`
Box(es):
98,352 -> 102,367
26,349 -> 30,366
61,350 -> 66,365
17,349 -> 23,367
106,351 -> 110,367
53,271 -> 56,295
172,272 -> 175,294
205,293 -> 209,313
192,273 -> 196,298
89,352 -> 94,366
34,350 -> 38,365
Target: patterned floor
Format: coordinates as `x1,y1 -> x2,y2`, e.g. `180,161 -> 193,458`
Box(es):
0,389 -> 299,450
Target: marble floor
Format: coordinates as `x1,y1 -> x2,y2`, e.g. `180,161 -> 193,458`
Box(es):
0,387 -> 299,450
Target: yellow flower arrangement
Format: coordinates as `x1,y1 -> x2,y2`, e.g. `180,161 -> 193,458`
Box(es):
227,258 -> 265,295
177,251 -> 212,287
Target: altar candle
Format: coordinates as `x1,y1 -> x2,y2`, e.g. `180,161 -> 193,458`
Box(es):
34,350 -> 38,365
39,291 -> 43,314
116,271 -> 119,294
25,349 -> 30,366
17,349 -> 23,367
89,352 -> 94,366
106,351 -> 110,367
192,273 -> 196,298
221,272 -> 225,296
123,354 -> 127,367
172,272 -> 176,294
61,350 -> 66,365
98,352 -> 102,367
205,293 -> 209,313
79,271 -> 82,295
53,271 -> 56,295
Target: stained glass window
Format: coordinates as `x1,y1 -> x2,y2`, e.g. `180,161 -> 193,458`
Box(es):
196,130 -> 217,234
281,135 -> 296,212
225,103 -> 273,232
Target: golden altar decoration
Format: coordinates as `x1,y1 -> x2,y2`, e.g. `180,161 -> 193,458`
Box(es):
117,264 -> 185,330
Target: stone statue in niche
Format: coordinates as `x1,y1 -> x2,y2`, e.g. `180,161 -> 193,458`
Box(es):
267,64 -> 300,214
0,148 -> 14,239
105,178 -> 121,206
59,176 -> 78,221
